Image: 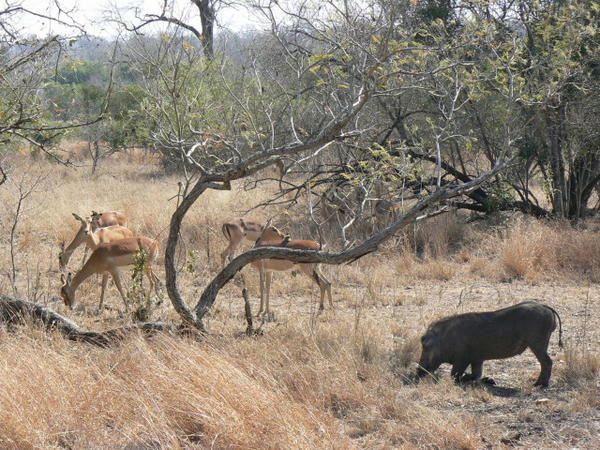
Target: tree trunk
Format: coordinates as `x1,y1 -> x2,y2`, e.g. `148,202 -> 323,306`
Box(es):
547,105 -> 568,218
192,0 -> 214,59
164,177 -> 210,329
567,153 -> 600,219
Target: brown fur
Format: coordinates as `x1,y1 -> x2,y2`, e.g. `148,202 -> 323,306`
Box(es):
220,218 -> 264,267
91,210 -> 128,230
251,226 -> 332,318
60,236 -> 160,311
59,213 -> 133,270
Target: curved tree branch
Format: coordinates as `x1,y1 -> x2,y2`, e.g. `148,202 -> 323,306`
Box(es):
194,158 -> 514,325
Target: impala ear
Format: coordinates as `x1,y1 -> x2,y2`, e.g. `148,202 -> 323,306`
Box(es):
59,241 -> 65,251
67,272 -> 73,284
258,218 -> 274,240
72,213 -> 84,222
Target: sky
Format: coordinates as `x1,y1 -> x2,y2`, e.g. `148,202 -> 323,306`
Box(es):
13,0 -> 267,38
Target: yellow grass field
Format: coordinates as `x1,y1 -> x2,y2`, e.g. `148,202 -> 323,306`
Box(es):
0,150 -> 598,449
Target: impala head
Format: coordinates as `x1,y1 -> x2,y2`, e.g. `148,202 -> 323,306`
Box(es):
258,225 -> 289,243
90,210 -> 102,229
74,212 -> 93,233
60,272 -> 75,309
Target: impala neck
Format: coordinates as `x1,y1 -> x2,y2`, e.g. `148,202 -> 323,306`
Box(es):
86,230 -> 101,250
63,226 -> 87,258
69,258 -> 100,293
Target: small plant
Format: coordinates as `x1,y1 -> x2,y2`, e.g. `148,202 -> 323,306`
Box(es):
128,247 -> 162,322
186,249 -> 198,273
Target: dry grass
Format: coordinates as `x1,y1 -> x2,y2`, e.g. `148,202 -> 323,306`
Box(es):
478,218 -> 600,282
0,330 -> 347,449
558,345 -> 600,387
1,151 -> 599,449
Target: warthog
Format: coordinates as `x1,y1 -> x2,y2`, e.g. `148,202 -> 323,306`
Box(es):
416,301 -> 563,387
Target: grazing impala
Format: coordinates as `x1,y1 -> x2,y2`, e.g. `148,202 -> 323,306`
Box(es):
220,218 -> 265,267
251,225 -> 333,319
60,236 -> 161,312
59,213 -> 133,270
90,210 -> 128,230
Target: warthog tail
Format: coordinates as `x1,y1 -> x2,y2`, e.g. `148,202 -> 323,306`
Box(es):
544,304 -> 563,348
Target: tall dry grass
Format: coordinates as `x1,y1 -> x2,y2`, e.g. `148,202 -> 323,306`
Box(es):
0,319 -> 499,450
475,218 -> 600,282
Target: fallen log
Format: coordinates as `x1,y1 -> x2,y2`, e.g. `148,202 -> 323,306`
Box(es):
0,295 -> 171,347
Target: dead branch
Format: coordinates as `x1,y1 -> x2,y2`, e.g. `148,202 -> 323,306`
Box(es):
0,295 -> 172,348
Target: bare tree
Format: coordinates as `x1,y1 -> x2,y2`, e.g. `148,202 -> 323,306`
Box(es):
118,0 -> 226,59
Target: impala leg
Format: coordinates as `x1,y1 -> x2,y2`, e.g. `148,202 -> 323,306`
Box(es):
301,264 -> 332,313
220,245 -> 232,268
315,270 -> 327,313
144,266 -> 155,296
221,238 -> 242,268
148,268 -> 162,295
109,268 -> 129,312
315,265 -> 333,310
265,271 -> 274,321
98,272 -> 109,314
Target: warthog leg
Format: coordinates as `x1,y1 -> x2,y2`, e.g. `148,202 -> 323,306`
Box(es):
460,360 -> 484,383
451,361 -> 469,382
530,339 -> 553,387
470,360 -> 483,380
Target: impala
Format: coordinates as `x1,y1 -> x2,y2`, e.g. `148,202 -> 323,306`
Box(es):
220,218 -> 265,267
90,210 -> 128,230
59,213 -> 134,271
60,236 -> 161,312
251,225 -> 333,319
